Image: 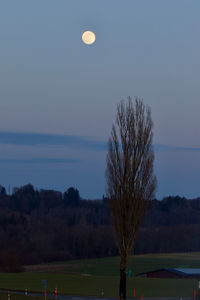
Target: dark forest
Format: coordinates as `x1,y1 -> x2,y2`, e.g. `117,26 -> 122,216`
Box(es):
0,184 -> 200,272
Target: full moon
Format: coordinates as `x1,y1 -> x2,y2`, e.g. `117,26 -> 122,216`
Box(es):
82,31 -> 96,45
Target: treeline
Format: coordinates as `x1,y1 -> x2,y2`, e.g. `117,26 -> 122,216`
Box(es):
0,184 -> 200,271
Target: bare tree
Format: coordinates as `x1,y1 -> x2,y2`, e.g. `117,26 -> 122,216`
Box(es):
106,97 -> 156,300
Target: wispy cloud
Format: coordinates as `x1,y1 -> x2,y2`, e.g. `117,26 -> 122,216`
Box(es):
1,131 -> 200,153
0,158 -> 81,164
154,144 -> 200,152
0,131 -> 107,151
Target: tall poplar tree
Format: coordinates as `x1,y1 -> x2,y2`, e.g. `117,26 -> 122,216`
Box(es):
106,97 -> 156,300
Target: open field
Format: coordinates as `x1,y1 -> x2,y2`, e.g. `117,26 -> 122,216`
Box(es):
25,252 -> 200,276
1,253 -> 200,298
0,272 -> 198,298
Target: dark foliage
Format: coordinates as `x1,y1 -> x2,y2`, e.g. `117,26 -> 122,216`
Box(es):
0,184 -> 200,271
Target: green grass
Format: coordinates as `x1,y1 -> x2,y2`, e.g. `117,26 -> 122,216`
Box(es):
26,252 -> 200,276
1,252 -> 200,298
0,272 -> 197,298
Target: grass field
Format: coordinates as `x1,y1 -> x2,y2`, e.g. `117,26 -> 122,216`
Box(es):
25,252 -> 200,276
1,253 -> 200,298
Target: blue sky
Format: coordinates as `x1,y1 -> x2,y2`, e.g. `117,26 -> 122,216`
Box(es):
0,1 -> 200,199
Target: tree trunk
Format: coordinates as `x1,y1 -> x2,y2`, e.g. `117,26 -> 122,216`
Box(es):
119,253 -> 127,300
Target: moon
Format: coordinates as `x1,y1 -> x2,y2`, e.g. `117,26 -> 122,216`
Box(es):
82,31 -> 96,45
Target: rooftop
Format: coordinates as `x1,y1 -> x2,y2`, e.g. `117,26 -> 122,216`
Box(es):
172,268 -> 200,275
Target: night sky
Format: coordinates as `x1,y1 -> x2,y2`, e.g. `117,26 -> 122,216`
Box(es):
0,0 -> 200,199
